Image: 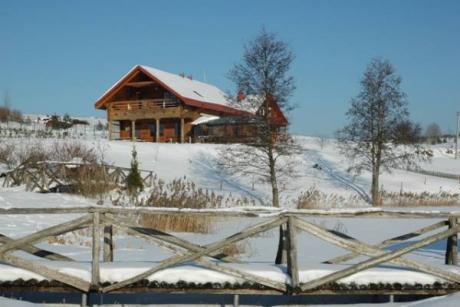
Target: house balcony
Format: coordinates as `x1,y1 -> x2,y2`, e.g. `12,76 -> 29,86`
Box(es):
109,99 -> 181,120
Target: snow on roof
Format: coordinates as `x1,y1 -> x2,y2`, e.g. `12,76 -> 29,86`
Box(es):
191,114 -> 220,126
140,65 -> 232,106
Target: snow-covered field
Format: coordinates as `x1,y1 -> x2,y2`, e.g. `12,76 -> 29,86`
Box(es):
1,117 -> 460,305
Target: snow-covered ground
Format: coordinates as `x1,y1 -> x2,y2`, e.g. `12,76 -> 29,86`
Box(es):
2,118 -> 460,305
3,135 -> 460,207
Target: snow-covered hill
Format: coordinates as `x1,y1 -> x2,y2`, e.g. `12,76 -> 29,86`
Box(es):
2,114 -> 460,207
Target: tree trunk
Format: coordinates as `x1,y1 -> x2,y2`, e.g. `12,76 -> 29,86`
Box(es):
268,141 -> 286,264
371,164 -> 380,206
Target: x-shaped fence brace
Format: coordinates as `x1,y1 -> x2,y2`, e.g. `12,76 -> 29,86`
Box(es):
0,211 -> 459,295
3,162 -> 155,191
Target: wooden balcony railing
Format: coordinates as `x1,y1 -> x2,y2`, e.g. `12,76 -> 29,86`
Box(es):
110,99 -> 179,112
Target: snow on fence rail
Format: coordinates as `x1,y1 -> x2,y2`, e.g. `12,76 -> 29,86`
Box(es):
0,206 -> 460,304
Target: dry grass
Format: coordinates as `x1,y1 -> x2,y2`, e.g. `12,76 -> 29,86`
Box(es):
136,176 -> 256,234
296,186 -> 364,209
0,143 -> 15,167
381,191 -> 460,207
1,139 -> 113,199
138,213 -> 214,234
0,139 -> 99,168
61,164 -> 114,199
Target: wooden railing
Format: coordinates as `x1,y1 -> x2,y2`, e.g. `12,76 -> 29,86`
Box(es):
2,161 -> 154,191
0,207 -> 459,302
110,99 -> 179,112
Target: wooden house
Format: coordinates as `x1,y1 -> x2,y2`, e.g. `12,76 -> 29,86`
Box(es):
95,65 -> 287,143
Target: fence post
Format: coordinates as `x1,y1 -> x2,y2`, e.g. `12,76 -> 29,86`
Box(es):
287,216 -> 299,293
445,216 -> 458,265
103,213 -> 114,262
91,212 -> 101,288
40,165 -> 47,191
275,223 -> 288,265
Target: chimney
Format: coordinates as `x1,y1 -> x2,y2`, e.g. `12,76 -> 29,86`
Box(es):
237,90 -> 246,102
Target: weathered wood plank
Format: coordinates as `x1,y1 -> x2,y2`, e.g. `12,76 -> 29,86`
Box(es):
286,217 -> 299,292
103,223 -> 114,262
102,216 -> 287,293
296,218 -> 460,291
0,253 -> 90,292
445,217 -> 458,265
91,212 -> 101,287
325,220 -> 448,264
196,258 -> 287,292
2,283 -> 460,296
0,215 -> 92,255
0,234 -> 73,261
104,217 -> 286,292
295,218 -> 460,284
103,215 -> 238,262
2,207 -> 460,219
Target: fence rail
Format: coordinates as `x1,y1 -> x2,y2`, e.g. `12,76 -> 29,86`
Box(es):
0,206 -> 459,306
406,167 -> 460,182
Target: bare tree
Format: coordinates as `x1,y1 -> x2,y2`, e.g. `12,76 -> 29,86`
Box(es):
393,120 -> 422,145
218,29 -> 298,263
425,122 -> 442,144
337,58 -> 426,206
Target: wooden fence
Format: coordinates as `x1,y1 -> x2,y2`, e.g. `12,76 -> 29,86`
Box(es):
2,161 -> 154,192
0,207 -> 460,306
405,167 -> 460,182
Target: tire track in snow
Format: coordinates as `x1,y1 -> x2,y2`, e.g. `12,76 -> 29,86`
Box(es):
305,149 -> 372,204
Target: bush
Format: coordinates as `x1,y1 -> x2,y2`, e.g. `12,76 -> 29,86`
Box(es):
125,146 -> 143,194
47,115 -> 73,130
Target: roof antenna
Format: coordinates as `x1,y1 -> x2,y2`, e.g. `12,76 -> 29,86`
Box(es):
203,71 -> 207,83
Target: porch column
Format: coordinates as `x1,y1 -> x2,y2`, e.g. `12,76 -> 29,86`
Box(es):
180,118 -> 185,143
131,120 -> 136,142
108,120 -> 112,141
156,118 -> 160,143
107,106 -> 112,141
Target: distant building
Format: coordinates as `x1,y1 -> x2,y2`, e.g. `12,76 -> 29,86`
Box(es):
94,65 -> 287,143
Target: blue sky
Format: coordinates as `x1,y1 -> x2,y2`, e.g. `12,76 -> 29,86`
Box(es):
0,0 -> 459,136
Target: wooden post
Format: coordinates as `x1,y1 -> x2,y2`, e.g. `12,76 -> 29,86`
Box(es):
103,214 -> 113,262
286,217 -> 299,292
180,118 -> 185,143
445,216 -> 458,265
91,212 -> 101,288
233,294 -> 239,307
275,224 -> 288,265
107,107 -> 112,141
131,120 -> 136,142
81,293 -> 87,307
156,118 -> 160,143
40,165 -> 46,192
